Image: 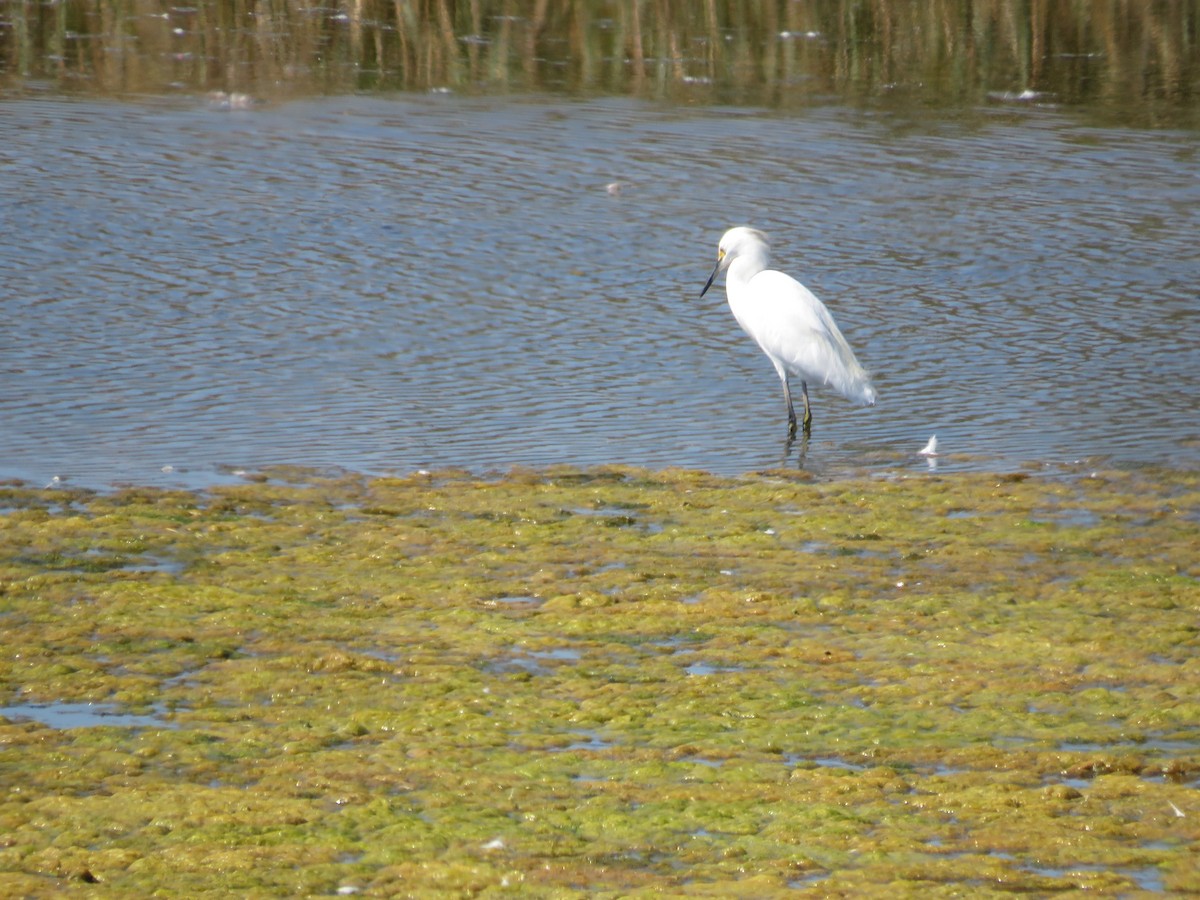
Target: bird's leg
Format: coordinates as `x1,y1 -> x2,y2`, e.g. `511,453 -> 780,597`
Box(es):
781,375 -> 797,439
800,381 -> 812,435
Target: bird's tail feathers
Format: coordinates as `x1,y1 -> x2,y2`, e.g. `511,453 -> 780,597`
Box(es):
829,368 -> 876,407
811,350 -> 876,407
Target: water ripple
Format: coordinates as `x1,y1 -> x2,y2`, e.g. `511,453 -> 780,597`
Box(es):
1,95 -> 1197,487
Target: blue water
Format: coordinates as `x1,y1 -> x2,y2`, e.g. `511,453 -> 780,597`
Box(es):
2,94 -> 1197,488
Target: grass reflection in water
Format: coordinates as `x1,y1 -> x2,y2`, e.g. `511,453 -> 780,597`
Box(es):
1,0 -> 1196,124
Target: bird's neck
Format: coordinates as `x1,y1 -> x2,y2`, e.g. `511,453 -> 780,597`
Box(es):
727,252 -> 769,291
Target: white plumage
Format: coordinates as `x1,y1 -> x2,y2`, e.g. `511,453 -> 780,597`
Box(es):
701,226 -> 876,437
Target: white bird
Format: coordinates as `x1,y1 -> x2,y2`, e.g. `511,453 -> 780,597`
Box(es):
701,227 -> 875,437
918,435 -> 939,456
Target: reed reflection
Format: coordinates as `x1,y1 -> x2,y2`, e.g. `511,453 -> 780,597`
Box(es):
1,0 -> 1195,124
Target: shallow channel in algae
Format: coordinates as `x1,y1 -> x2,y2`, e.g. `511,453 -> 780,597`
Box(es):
0,464 -> 1197,895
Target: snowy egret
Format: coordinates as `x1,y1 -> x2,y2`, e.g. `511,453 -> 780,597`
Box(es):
918,435 -> 939,457
701,227 -> 876,437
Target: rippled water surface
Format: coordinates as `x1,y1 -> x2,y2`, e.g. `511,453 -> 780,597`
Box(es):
2,94 -> 1197,487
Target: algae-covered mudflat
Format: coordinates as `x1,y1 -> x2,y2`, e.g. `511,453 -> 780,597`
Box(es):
0,465 -> 1197,896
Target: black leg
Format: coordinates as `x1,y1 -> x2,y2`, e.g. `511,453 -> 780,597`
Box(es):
800,381 -> 812,435
781,376 -> 797,439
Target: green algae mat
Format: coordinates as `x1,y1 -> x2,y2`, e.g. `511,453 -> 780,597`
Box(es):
0,465 -> 1197,896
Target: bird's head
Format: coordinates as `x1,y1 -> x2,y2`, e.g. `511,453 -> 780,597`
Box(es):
700,227 -> 770,297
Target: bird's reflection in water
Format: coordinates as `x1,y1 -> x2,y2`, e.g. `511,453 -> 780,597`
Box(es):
783,431 -> 810,469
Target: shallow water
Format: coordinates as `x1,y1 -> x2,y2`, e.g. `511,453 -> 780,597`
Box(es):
2,93 -> 1197,487
0,702 -> 169,729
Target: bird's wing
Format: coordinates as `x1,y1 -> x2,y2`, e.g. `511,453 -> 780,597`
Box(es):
739,271 -> 874,404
